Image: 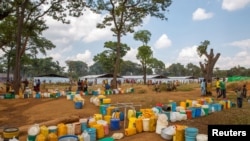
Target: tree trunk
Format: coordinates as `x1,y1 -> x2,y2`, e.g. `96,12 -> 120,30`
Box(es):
112,33 -> 121,89
199,49 -> 220,95
143,65 -> 147,85
13,1 -> 27,94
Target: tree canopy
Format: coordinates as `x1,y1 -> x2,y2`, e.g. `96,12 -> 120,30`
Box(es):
95,0 -> 172,88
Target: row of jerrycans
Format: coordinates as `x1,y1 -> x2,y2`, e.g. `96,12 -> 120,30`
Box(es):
36,123 -> 72,141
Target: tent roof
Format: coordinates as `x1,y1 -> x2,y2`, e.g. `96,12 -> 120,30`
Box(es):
122,75 -> 168,79
80,73 -> 122,79
36,74 -> 68,78
168,76 -> 195,79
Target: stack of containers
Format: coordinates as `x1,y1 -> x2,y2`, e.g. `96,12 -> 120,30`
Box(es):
185,127 -> 199,141
173,125 -> 187,141
125,108 -> 157,137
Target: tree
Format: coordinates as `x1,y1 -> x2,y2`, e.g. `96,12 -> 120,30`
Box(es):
134,30 -> 154,84
0,0 -> 13,20
89,62 -> 106,75
95,0 -> 172,88
167,63 -> 185,76
149,58 -> 165,75
185,63 -> 201,78
136,45 -> 153,84
66,60 -> 88,79
93,41 -> 130,76
134,30 -> 151,45
4,0 -> 88,94
24,57 -> 65,77
120,60 -> 142,75
197,40 -> 220,94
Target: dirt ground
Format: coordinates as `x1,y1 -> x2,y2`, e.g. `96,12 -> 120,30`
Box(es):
1,83 -> 250,141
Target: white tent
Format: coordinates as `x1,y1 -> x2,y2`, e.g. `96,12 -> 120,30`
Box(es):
34,74 -> 70,83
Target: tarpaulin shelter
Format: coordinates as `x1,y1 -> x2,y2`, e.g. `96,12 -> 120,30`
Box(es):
34,74 -> 69,83
79,73 -> 122,85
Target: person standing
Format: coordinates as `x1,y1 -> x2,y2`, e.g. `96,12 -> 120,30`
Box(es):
235,86 -> 244,108
200,79 -> 206,96
36,79 -> 41,93
215,77 -> 221,97
77,79 -> 82,91
217,77 -> 226,99
82,78 -> 88,94
242,84 -> 247,99
33,79 -> 37,92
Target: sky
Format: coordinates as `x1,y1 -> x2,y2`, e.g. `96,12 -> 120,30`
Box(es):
40,0 -> 250,71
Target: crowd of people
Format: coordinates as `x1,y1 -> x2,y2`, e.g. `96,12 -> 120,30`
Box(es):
77,78 -> 88,94
200,77 -> 248,108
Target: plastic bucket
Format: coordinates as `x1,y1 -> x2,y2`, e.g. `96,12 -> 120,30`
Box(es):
185,127 -> 198,137
66,95 -> 71,100
35,93 -> 41,99
171,102 -> 177,112
58,135 -> 78,141
207,103 -> 213,113
212,103 -> 221,112
202,105 -> 209,116
70,94 -> 74,100
188,107 -> 196,118
195,107 -> 201,117
48,126 -> 58,135
27,135 -> 36,141
185,135 -> 196,141
196,134 -> 208,141
80,119 -> 88,132
75,101 -> 83,109
217,104 -> 222,111
3,127 -> 19,140
142,118 -> 150,131
186,110 -> 192,119
100,105 -> 108,115
110,118 -> 120,130
161,128 -> 174,140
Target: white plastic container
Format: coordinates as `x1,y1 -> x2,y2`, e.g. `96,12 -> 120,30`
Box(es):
81,131 -> 90,141
196,134 -> 208,141
142,118 -> 150,131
